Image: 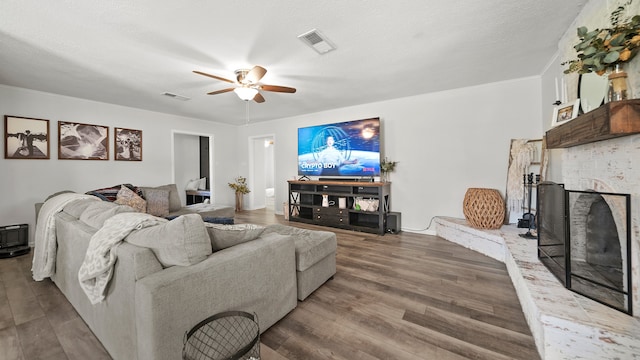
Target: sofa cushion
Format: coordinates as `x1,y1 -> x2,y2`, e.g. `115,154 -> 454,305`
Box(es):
62,198 -> 98,219
144,188 -> 170,217
205,223 -> 265,251
79,201 -> 135,229
263,224 -> 337,272
125,214 -> 212,267
141,184 -> 181,212
115,185 -> 147,213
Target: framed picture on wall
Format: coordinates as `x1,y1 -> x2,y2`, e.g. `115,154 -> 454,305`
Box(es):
4,115 -> 50,159
551,99 -> 580,127
114,127 -> 142,161
58,121 -> 109,160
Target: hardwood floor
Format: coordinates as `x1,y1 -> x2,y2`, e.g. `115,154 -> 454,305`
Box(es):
0,209 -> 540,360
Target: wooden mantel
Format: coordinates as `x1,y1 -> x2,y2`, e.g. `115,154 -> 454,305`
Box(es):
546,99 -> 640,148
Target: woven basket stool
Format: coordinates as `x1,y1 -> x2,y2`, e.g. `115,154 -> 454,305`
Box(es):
462,188 -> 505,229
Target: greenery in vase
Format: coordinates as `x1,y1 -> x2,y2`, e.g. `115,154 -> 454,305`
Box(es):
380,157 -> 397,173
563,3 -> 640,74
228,176 -> 251,194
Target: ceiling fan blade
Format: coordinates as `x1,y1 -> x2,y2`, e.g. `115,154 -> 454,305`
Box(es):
207,88 -> 235,95
253,92 -> 266,103
245,66 -> 267,84
193,70 -> 235,84
261,84 -> 297,93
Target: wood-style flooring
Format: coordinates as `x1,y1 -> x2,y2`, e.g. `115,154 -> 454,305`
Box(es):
0,209 -> 540,360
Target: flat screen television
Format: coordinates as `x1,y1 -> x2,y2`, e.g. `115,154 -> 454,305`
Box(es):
297,117 -> 381,177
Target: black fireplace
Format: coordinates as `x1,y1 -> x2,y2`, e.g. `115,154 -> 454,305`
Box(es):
537,182 -> 632,315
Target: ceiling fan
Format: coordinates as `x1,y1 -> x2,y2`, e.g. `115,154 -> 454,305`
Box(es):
193,65 -> 296,103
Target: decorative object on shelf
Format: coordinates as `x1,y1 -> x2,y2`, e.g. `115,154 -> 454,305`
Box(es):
607,63 -> 631,102
579,72 -> 608,112
322,194 -> 329,207
462,188 -> 505,230
228,176 -> 250,211
380,157 -> 397,182
354,197 -> 379,212
551,99 -> 580,127
562,4 -> 640,76
4,115 -> 50,159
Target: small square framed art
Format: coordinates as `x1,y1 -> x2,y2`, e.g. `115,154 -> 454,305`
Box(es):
4,115 -> 50,159
114,127 -> 142,161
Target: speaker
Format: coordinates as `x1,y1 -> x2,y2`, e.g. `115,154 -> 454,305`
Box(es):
386,212 -> 402,234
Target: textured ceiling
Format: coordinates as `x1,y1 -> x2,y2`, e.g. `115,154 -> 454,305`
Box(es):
0,0 -> 588,125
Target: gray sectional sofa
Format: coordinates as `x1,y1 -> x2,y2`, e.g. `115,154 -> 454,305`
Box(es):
38,194 -> 336,360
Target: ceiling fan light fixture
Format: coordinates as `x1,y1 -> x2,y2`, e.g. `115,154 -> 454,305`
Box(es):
234,87 -> 259,101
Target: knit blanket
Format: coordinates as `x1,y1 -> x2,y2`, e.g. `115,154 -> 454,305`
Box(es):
78,212 -> 165,304
32,193 -> 99,281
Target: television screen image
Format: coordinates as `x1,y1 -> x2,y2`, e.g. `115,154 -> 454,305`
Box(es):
298,117 -> 380,177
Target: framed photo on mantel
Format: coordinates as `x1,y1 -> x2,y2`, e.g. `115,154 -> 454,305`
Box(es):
4,115 -> 50,159
551,99 -> 580,128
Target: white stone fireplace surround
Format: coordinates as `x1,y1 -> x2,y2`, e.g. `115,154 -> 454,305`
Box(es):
562,134 -> 640,315
435,134 -> 640,359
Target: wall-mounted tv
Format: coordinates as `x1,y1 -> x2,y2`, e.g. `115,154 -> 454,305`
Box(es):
298,117 -> 380,177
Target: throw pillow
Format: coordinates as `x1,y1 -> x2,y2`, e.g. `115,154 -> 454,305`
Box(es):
125,214 -> 212,267
145,188 -> 170,217
141,184 -> 181,212
115,185 -> 147,213
185,179 -> 199,191
197,177 -> 207,190
205,223 -> 265,251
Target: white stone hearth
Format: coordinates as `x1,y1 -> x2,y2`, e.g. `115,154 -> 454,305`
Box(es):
435,217 -> 640,360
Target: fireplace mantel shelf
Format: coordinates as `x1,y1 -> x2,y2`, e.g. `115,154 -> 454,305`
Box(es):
546,99 -> 640,148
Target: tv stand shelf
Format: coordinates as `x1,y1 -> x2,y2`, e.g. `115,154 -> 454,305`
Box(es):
287,180 -> 390,235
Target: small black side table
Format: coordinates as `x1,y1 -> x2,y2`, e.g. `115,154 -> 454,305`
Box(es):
0,224 -> 30,258
183,311 -> 260,360
186,190 -> 211,205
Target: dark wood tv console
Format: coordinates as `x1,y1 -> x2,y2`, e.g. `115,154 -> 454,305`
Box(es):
287,180 -> 390,235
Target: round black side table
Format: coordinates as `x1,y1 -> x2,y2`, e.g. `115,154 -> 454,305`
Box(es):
183,311 -> 260,360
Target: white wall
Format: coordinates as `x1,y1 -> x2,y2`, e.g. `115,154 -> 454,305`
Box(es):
1,76 -> 545,237
237,77 -> 543,234
0,85 -> 238,243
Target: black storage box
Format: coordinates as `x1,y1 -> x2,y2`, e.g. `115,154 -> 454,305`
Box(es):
0,224 -> 30,258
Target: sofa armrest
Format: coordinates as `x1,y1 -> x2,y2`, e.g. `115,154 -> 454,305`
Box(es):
134,232 -> 297,360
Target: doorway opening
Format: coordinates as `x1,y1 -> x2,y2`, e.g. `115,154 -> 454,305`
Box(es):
171,130 -> 214,207
248,134 -> 275,212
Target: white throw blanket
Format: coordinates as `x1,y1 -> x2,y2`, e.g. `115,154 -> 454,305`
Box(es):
78,212 -> 166,304
32,193 -> 100,281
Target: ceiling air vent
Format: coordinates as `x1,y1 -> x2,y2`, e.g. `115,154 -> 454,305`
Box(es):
298,29 -> 336,54
162,92 -> 191,101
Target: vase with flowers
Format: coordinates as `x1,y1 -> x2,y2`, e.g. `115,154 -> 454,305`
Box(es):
562,4 -> 640,102
380,157 -> 397,182
228,176 -> 250,211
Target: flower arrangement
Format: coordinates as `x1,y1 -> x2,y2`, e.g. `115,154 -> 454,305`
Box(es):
380,157 -> 397,173
228,176 -> 250,194
563,4 -> 640,74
